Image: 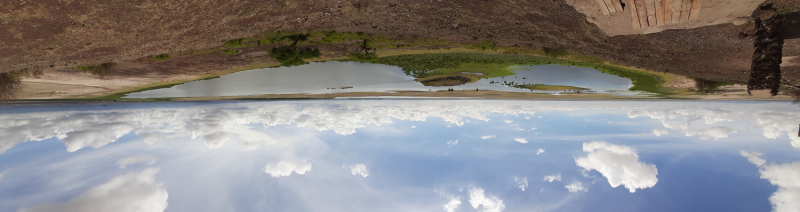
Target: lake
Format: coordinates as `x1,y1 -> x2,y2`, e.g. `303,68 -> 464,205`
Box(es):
123,61 -> 641,98
1,100 -> 798,212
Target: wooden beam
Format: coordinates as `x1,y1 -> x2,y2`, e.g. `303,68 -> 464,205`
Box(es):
595,0 -> 610,15
664,0 -> 673,24
680,0 -> 692,21
671,0 -> 682,23
656,0 -> 666,26
646,0 -> 657,26
612,0 -> 624,14
629,0 -> 642,29
688,0 -> 701,20
635,0 -> 649,27
604,0 -> 618,14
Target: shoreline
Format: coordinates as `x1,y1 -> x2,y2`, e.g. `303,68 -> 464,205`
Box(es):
9,44 -> 793,102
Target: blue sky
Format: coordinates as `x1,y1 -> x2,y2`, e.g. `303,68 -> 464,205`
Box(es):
0,100 -> 798,212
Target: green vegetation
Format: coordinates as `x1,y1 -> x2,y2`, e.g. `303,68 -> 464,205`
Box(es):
694,78 -> 733,93
76,62 -> 117,79
543,47 -> 568,58
0,72 -> 23,101
471,40 -> 496,51
346,53 -> 379,63
224,38 -> 249,48
223,50 -> 239,55
369,53 -> 672,96
255,31 -> 299,45
151,53 -> 171,61
514,84 -> 588,91
268,33 -> 321,66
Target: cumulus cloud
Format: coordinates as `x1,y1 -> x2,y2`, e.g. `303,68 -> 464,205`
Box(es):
2,101 -> 799,155
535,149 -> 546,155
116,156 -> 157,169
19,168 -> 168,212
530,127 -> 537,130
651,129 -> 668,136
543,174 -> 561,182
481,135 -> 496,139
504,120 -> 513,124
345,164 -> 369,177
575,141 -> 658,193
741,153 -> 800,212
513,138 -> 528,143
740,150 -> 766,167
514,176 -> 528,191
264,160 -> 312,178
565,181 -> 588,193
443,196 -> 462,212
760,162 -> 800,212
468,187 -> 505,212
447,140 -> 459,147
411,126 -> 416,128
685,127 -> 739,140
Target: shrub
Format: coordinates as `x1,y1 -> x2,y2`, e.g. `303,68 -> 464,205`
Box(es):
77,62 -> 117,79
152,53 -> 171,61
543,47 -> 568,58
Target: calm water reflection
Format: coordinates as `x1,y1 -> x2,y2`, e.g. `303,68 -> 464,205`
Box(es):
1,100 -> 798,212
123,62 -> 638,98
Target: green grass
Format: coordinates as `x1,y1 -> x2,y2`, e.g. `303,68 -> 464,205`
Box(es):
223,50 -> 239,55
76,62 -> 117,79
543,47 -> 568,58
470,40 -> 496,51
151,53 -> 171,61
224,38 -> 249,48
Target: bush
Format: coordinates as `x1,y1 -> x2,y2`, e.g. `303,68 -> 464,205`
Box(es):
152,53 -> 171,61
224,38 -> 249,48
543,47 -> 568,58
77,62 -> 117,79
269,45 -> 320,66
0,72 -> 23,101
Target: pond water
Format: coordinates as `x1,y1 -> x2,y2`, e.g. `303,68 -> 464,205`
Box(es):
1,100 -> 798,212
123,61 -> 639,99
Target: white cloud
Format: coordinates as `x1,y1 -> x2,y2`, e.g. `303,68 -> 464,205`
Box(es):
411,126 -> 416,128
345,164 -> 369,177
19,168 -> 168,212
740,150 -> 766,167
481,135 -> 496,140
530,127 -> 537,130
742,153 -> 800,212
2,101 -> 799,156
565,181 -> 588,193
651,129 -> 668,136
543,174 -> 561,182
264,160 -> 312,178
575,141 -> 658,193
514,176 -> 528,191
468,187 -> 505,212
504,120 -> 513,124
447,140 -> 459,147
535,149 -> 546,155
0,172 -> 3,183
443,196 -> 462,212
116,156 -> 157,169
513,138 -> 528,143
525,117 -> 531,119
685,126 -> 739,140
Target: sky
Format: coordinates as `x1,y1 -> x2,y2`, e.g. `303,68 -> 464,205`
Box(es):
0,100 -> 799,212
